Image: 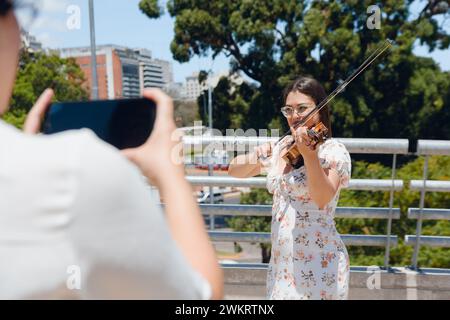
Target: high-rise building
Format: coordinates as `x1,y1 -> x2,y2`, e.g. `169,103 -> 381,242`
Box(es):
59,45 -> 173,99
182,72 -> 206,101
59,45 -> 125,99
115,47 -> 141,98
153,58 -> 173,84
135,48 -> 165,90
181,71 -> 243,101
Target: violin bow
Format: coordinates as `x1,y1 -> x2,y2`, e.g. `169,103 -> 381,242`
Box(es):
276,39 -> 394,144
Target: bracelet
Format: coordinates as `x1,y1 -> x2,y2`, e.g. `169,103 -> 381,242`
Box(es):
254,145 -> 272,163
256,151 -> 270,163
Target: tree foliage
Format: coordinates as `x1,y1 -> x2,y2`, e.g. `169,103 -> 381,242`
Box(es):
140,0 -> 450,140
174,99 -> 200,127
2,51 -> 88,129
197,77 -> 257,133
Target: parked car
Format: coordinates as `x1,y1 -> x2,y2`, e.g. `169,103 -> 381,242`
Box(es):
197,190 -> 224,204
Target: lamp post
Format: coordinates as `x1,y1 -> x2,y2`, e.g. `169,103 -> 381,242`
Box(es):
208,69 -> 213,134
207,69 -> 215,230
88,0 -> 99,99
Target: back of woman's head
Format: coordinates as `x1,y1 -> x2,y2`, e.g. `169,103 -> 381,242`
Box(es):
0,0 -> 13,16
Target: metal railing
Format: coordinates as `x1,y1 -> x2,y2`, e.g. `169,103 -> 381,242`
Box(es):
202,204 -> 400,246
199,204 -> 401,219
407,140 -> 450,269
184,137 -> 409,268
187,176 -> 404,190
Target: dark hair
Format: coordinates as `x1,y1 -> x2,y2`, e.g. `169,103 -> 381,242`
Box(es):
282,76 -> 332,137
0,0 -> 13,16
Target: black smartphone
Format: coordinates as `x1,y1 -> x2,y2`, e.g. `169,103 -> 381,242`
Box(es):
42,98 -> 156,149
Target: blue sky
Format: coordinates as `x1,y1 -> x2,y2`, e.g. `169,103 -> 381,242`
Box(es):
27,0 -> 449,83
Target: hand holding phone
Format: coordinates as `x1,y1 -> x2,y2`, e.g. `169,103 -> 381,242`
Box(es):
42,97 -> 156,150
40,89 -> 183,187
121,89 -> 185,187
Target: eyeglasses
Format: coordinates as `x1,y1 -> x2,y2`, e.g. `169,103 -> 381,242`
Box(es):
13,0 -> 40,31
280,103 -> 315,118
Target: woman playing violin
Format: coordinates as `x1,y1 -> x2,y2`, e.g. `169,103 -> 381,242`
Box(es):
228,76 -> 352,300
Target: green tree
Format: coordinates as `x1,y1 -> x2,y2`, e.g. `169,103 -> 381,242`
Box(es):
174,99 -> 201,127
197,76 -> 256,133
1,109 -> 27,130
140,0 -> 450,140
2,51 -> 88,128
198,77 -> 232,132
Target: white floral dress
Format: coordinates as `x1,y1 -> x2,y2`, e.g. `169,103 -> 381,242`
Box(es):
264,136 -> 351,300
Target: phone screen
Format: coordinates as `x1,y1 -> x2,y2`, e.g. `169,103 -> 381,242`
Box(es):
42,98 -> 156,150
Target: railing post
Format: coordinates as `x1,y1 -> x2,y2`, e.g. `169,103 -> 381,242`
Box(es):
384,153 -> 397,268
208,163 -> 215,230
412,155 -> 429,269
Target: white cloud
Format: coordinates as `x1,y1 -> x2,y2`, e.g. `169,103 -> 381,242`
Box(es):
40,0 -> 73,14
32,16 -> 67,32
26,0 -> 85,39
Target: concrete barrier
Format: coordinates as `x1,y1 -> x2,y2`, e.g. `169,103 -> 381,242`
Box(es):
222,266 -> 450,300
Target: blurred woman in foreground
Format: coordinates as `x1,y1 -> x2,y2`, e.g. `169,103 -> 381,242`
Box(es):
0,0 -> 222,299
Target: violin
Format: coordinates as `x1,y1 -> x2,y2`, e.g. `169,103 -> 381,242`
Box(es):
277,39 -> 393,168
280,122 -> 329,168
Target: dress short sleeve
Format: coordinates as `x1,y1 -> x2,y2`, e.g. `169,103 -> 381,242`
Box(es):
319,139 -> 351,188
262,136 -> 294,194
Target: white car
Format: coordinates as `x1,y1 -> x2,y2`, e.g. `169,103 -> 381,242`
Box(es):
197,191 -> 224,204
